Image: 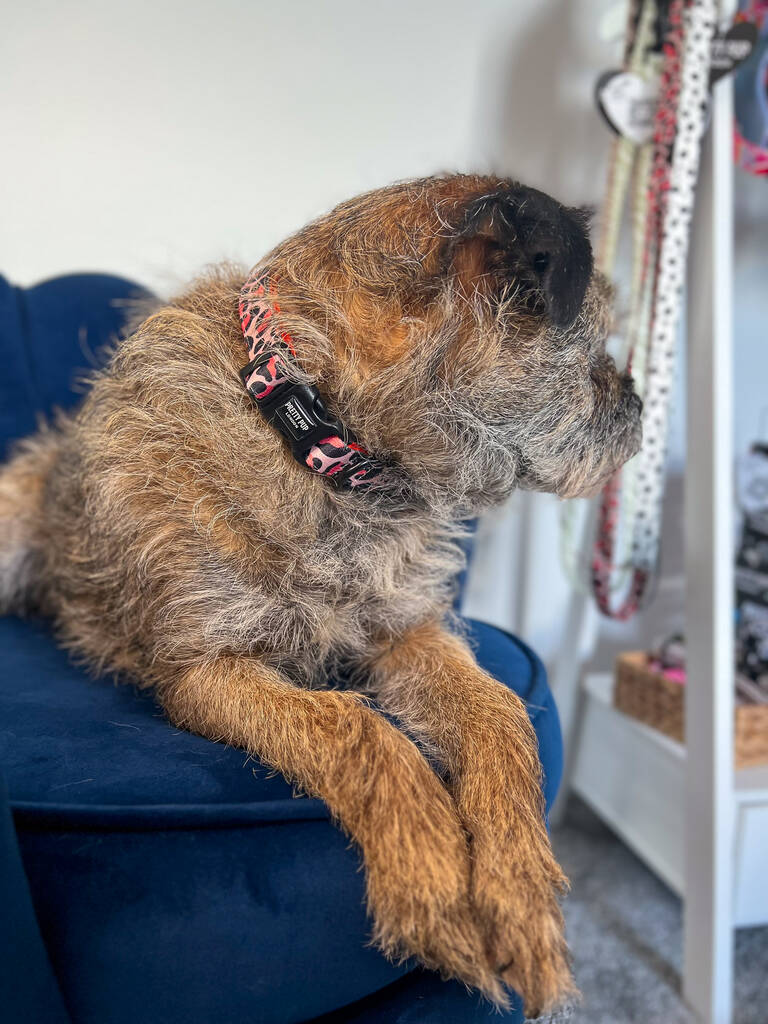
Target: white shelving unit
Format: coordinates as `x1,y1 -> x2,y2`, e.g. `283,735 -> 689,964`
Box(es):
553,13 -> 768,1021
571,674 -> 768,930
682,57 -> 736,1023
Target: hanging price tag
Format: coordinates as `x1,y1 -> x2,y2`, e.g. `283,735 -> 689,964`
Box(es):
595,70 -> 660,144
710,21 -> 758,84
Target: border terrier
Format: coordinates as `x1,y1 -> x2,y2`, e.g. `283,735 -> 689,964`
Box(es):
0,174 -> 641,1017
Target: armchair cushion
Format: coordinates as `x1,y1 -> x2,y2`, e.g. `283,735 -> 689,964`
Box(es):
0,613 -> 561,1023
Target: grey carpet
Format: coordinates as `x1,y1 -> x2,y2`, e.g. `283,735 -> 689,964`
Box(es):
551,797 -> 768,1024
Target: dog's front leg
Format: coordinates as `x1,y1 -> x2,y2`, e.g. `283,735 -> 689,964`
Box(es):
158,656 -> 504,1004
371,623 -> 577,1018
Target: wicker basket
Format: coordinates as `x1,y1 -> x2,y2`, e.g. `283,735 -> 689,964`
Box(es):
614,651 -> 768,769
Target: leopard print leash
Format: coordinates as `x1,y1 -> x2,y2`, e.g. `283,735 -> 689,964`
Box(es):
238,270 -> 390,491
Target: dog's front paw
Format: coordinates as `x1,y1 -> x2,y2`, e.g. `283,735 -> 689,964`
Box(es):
367,857 -> 506,1007
470,823 -> 577,1018
359,732 -> 506,1006
455,754 -> 577,1017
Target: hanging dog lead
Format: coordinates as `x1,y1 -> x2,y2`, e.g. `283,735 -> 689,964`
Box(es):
591,0 -> 687,616
559,0 -> 658,590
630,0 -> 718,572
591,0 -> 718,619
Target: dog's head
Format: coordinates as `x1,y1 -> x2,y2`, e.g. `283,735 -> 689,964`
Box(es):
265,174 -> 642,510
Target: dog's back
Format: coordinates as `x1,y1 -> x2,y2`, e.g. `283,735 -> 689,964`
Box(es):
0,266 -> 462,686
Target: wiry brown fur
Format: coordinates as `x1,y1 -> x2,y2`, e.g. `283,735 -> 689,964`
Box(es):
0,174 -> 641,1018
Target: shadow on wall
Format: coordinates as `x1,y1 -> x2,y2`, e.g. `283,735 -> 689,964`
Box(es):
463,1 -> 698,670
462,0 -> 630,654
471,0 -> 616,206
466,0 -> 768,684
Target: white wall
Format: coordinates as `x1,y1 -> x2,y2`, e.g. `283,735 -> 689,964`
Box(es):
2,0 -> 619,291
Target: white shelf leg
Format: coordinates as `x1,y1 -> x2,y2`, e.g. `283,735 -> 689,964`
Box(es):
683,67 -> 735,1024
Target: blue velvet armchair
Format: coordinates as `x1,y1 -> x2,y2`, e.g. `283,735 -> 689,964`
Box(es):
0,273 -> 563,1024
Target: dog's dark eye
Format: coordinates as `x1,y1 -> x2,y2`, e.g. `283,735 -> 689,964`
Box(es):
532,252 -> 550,274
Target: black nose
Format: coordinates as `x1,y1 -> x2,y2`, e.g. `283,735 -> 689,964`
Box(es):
462,185 -> 594,329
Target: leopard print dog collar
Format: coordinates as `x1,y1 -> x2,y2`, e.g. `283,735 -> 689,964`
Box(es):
238,269 -> 389,490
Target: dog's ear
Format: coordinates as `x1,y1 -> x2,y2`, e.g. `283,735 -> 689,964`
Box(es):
446,187 -> 594,329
